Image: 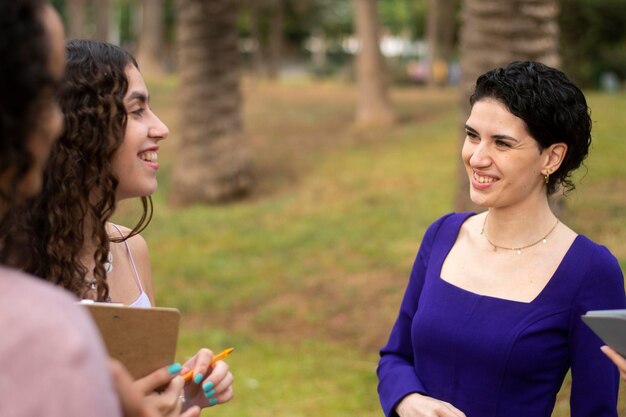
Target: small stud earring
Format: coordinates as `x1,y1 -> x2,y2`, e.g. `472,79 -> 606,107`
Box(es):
544,172 -> 550,184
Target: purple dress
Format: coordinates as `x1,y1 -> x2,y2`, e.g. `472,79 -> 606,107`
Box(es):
378,213 -> 626,417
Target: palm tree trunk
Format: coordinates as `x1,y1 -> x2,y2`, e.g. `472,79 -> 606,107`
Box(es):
426,0 -> 439,86
426,0 -> 458,86
267,0 -> 284,79
354,0 -> 395,126
171,0 -> 253,205
248,0 -> 264,76
67,0 -> 87,39
94,0 -> 112,42
137,0 -> 165,75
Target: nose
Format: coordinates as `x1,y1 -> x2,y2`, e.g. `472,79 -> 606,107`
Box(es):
148,112 -> 169,141
468,141 -> 491,168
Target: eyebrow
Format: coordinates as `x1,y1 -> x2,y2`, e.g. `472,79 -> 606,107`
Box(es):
125,91 -> 149,104
464,124 -> 519,142
464,124 -> 478,135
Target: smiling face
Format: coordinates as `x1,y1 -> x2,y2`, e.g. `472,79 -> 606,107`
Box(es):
111,65 -> 169,201
462,98 -> 557,209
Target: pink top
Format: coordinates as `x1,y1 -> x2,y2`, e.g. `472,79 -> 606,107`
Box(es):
0,266 -> 121,417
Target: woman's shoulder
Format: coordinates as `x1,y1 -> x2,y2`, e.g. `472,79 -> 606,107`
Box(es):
435,211 -> 475,223
108,223 -> 148,250
567,234 -> 624,302
418,212 -> 476,252
571,234 -> 621,270
0,267 -> 105,352
424,212 -> 476,237
0,269 -> 120,416
0,266 -> 77,307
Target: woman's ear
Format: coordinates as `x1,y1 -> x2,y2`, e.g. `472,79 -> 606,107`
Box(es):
543,142 -> 568,175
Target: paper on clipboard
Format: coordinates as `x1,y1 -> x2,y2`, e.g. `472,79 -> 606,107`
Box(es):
582,309 -> 626,357
82,302 -> 181,379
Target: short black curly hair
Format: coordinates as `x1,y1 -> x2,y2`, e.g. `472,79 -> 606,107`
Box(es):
470,61 -> 591,195
0,0 -> 52,208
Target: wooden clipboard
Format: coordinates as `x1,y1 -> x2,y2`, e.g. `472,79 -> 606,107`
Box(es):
82,302 -> 180,379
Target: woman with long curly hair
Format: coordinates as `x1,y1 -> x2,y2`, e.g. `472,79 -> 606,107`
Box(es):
1,39 -> 233,413
0,2 -> 150,416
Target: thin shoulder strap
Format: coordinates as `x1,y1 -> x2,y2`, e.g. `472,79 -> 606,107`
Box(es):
109,223 -> 145,292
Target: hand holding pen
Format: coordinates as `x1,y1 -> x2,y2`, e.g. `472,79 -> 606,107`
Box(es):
182,347 -> 234,382
177,347 -> 235,410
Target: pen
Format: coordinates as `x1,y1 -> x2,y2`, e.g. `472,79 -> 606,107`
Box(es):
182,347 -> 234,382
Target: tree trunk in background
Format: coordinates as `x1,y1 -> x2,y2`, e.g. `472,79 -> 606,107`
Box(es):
171,0 -> 253,205
94,0 -> 112,42
137,0 -> 165,75
455,0 -> 560,212
439,0 -> 458,62
426,0 -> 439,86
266,0 -> 284,79
354,0 -> 395,126
427,0 -> 458,86
248,0 -> 264,76
67,0 -> 86,39
310,26 -> 327,74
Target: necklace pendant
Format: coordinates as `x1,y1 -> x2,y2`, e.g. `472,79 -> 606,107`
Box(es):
492,245 -> 497,252
516,249 -> 522,255
542,239 -> 547,244
104,250 -> 113,273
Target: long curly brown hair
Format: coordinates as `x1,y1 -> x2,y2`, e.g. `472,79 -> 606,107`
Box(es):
0,40 -> 153,301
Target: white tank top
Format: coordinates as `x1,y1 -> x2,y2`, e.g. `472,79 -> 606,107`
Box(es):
110,224 -> 152,308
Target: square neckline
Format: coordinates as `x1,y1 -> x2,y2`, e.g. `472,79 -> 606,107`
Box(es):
437,213 -> 581,305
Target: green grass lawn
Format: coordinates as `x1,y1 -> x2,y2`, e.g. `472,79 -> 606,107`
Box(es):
115,77 -> 626,416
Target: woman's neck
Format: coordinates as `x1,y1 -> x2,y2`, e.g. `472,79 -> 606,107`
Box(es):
482,198 -> 556,246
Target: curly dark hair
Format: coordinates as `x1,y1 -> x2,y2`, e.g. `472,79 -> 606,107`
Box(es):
0,0 -> 52,211
470,61 -> 592,195
0,40 -> 153,301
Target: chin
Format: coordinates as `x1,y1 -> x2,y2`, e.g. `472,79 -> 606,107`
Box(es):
141,178 -> 158,194
137,189 -> 157,198
468,190 -> 489,208
143,185 -> 158,197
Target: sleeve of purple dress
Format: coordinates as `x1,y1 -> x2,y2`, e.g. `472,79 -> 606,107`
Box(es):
377,214 -> 452,417
569,244 -> 626,417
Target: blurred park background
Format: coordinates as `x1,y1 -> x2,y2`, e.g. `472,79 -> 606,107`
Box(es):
52,0 -> 626,415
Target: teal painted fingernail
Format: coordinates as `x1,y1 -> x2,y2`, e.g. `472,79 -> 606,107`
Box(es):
209,398 -> 219,406
167,363 -> 182,374
194,373 -> 203,384
202,381 -> 214,391
204,389 -> 216,398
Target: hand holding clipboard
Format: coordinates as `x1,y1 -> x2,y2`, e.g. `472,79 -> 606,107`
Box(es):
81,301 -> 181,379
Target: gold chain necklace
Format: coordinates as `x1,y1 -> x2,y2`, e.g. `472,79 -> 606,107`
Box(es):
480,214 -> 559,255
